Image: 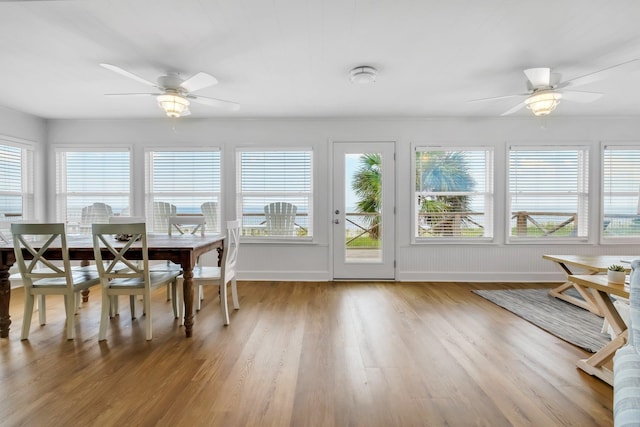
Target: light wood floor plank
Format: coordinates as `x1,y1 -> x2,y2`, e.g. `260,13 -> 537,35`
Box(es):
0,281 -> 613,426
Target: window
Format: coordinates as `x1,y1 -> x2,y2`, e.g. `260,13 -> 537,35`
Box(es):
508,146 -> 589,241
414,147 -> 493,240
602,145 -> 640,241
0,142 -> 34,235
56,149 -> 131,233
237,149 -> 313,238
145,150 -> 221,233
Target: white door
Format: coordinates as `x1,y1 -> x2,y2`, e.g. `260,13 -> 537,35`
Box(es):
332,142 -> 395,279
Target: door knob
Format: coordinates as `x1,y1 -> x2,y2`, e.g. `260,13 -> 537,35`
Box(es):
333,219 -> 340,224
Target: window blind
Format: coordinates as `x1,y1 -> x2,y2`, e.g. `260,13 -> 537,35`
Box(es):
0,143 -> 33,231
509,147 -> 588,239
237,150 -> 313,238
603,146 -> 640,239
414,148 -> 493,239
145,150 -> 221,233
56,150 -> 131,231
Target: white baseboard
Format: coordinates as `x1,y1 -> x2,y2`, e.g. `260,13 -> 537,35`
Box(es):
238,271 -> 565,283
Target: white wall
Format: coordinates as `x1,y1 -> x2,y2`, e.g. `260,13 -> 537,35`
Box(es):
44,116 -> 640,282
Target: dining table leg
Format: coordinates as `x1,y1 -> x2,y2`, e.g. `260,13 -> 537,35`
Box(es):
576,289 -> 629,385
182,267 -> 194,338
0,257 -> 13,338
548,262 -> 602,316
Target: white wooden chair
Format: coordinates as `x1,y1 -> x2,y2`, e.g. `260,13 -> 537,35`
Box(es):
106,216 -> 146,317
176,220 -> 240,325
264,202 -> 297,236
12,223 -> 101,340
201,202 -> 218,234
92,222 -> 180,341
165,215 -> 206,317
168,215 -> 205,237
151,202 -> 179,301
108,216 -> 146,224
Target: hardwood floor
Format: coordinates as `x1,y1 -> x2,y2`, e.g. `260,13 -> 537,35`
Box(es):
0,281 -> 613,426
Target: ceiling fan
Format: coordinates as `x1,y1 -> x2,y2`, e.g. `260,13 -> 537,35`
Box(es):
100,63 -> 240,118
469,58 -> 640,116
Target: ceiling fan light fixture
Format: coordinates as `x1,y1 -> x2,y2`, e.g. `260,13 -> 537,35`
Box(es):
525,91 -> 562,116
349,66 -> 377,84
157,93 -> 190,118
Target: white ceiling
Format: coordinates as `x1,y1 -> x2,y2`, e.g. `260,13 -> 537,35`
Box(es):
2,0 -> 640,119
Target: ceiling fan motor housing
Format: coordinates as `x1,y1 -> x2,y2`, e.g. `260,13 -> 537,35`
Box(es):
158,74 -> 185,91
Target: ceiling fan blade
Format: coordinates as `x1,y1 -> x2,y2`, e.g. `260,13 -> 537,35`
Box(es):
100,63 -> 159,88
104,93 -> 159,97
187,95 -> 240,111
468,94 -> 527,103
500,101 -> 526,116
180,72 -> 218,93
559,90 -> 603,103
558,58 -> 640,89
524,68 -> 551,87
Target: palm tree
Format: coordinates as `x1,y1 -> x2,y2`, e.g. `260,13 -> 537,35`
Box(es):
352,153 -> 381,239
416,151 -> 475,235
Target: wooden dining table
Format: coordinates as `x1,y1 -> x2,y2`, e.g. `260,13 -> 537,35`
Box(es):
542,254 -> 634,316
0,233 -> 225,339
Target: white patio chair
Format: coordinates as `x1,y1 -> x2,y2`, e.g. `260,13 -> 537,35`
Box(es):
176,220 -> 240,325
80,202 -> 113,231
92,222 -> 180,341
201,202 -> 218,234
12,223 -> 100,340
264,202 -> 297,236
152,201 -> 176,233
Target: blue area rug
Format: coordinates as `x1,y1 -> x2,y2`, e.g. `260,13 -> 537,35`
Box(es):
472,288 -> 611,353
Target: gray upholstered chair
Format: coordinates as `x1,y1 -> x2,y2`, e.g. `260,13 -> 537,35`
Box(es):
613,258 -> 640,425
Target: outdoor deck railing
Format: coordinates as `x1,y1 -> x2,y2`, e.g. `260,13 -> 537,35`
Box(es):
417,211 -> 578,237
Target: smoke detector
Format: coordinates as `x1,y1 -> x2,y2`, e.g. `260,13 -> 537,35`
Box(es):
349,66 -> 377,84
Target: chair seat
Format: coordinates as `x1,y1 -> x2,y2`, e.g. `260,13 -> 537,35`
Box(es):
31,270 -> 100,289
191,266 -> 221,280
108,271 -> 180,289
